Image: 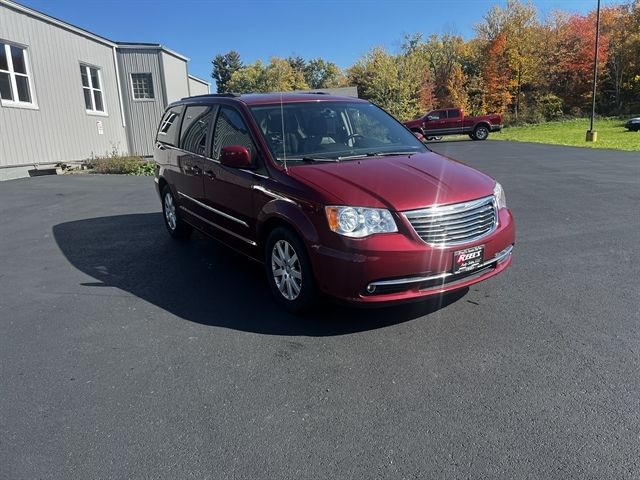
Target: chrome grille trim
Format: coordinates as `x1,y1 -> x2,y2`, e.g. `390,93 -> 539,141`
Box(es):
403,195 -> 498,246
366,245 -> 513,289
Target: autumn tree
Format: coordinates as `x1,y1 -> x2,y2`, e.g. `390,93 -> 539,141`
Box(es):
600,2 -> 640,113
476,0 -> 541,119
547,12 -> 609,114
482,33 -> 513,114
418,33 -> 469,108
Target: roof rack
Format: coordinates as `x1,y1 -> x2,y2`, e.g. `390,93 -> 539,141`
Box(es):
180,93 -> 241,100
301,91 -> 328,95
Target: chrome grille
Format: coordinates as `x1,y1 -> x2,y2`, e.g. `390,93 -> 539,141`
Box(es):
404,195 -> 497,246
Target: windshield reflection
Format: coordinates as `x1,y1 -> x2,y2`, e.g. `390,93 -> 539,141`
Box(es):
250,102 -> 428,163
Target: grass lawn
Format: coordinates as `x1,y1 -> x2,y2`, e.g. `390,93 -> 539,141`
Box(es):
492,117 -> 639,151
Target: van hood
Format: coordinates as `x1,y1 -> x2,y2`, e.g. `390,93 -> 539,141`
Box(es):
286,151 -> 496,211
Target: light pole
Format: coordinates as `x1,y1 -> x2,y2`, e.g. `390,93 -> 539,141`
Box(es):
586,0 -> 601,142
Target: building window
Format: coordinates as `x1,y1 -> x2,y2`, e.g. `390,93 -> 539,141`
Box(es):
131,73 -> 154,100
80,64 -> 105,114
0,41 -> 36,107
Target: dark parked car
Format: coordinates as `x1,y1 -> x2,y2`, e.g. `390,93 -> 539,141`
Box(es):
154,93 -> 515,312
625,117 -> 640,131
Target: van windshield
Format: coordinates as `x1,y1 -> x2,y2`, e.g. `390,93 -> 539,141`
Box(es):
250,101 -> 428,164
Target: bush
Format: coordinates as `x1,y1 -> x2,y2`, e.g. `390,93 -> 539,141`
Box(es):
87,152 -> 155,176
538,94 -> 564,121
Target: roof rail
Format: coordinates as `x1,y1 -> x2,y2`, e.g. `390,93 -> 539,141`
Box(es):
301,91 -> 328,95
180,93 -> 241,100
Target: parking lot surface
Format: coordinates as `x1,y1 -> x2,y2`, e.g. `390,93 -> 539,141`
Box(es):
1,141 -> 639,479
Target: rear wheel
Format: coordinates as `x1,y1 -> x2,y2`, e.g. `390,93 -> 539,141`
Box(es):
161,186 -> 192,239
472,125 -> 489,141
265,227 -> 317,313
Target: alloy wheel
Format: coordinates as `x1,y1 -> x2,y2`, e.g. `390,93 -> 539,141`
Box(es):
271,239 -> 302,300
164,192 -> 177,231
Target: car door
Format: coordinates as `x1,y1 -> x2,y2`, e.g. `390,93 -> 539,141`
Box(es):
201,105 -> 262,251
424,110 -> 446,135
446,109 -> 464,134
173,104 -> 216,226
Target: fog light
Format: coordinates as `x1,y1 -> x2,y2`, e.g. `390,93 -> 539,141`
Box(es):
366,284 -> 376,294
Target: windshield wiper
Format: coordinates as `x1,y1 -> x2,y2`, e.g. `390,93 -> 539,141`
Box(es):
280,156 -> 339,163
337,151 -> 417,160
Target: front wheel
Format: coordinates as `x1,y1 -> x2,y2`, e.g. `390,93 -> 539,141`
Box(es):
161,186 -> 192,239
265,227 -> 317,313
472,125 -> 489,141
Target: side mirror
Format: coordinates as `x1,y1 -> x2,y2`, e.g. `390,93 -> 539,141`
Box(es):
413,131 -> 425,142
220,145 -> 252,168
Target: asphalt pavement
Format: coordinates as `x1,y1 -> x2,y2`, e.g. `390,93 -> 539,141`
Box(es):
1,140 -> 639,479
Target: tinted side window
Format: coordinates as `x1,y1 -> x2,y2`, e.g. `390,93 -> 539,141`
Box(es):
180,105 -> 214,156
156,105 -> 183,146
212,107 -> 257,163
447,109 -> 460,118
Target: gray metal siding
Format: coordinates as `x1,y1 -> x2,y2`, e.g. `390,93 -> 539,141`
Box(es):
116,49 -> 165,156
0,4 -> 128,167
188,77 -> 209,96
160,51 -> 188,103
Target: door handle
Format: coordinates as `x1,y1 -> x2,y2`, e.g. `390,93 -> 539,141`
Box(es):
205,169 -> 216,179
191,165 -> 202,176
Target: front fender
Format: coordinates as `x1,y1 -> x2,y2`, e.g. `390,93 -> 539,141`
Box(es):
257,198 -> 321,247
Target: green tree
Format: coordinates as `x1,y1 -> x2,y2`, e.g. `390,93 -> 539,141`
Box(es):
304,59 -> 345,89
226,57 -> 309,93
347,46 -> 428,120
263,57 -> 308,91
226,60 -> 265,93
211,51 -> 243,93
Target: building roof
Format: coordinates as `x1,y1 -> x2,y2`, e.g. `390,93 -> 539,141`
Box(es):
188,74 -> 210,86
115,42 -> 189,62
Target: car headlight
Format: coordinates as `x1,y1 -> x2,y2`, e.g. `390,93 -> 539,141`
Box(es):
493,182 -> 507,209
325,206 -> 398,238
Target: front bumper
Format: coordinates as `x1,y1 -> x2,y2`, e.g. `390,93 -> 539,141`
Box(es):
490,124 -> 503,132
309,208 -> 515,304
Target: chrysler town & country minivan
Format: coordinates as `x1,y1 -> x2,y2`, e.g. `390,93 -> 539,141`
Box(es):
154,93 -> 515,312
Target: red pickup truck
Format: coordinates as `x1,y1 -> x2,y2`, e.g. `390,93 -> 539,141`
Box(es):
404,108 -> 502,141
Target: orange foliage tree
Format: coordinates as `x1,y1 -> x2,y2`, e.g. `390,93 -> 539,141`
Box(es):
482,34 -> 513,114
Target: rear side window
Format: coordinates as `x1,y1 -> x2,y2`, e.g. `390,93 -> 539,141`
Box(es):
180,105 -> 215,156
212,107 -> 257,163
156,106 -> 183,146
447,109 -> 460,118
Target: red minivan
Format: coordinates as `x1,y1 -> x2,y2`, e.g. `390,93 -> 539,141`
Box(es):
154,93 -> 515,312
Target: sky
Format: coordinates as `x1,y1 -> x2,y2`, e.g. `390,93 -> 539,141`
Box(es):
21,0 -> 624,89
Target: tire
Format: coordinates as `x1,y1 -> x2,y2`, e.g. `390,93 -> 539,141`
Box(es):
472,125 -> 489,141
265,227 -> 317,313
468,133 -> 476,140
161,185 -> 192,239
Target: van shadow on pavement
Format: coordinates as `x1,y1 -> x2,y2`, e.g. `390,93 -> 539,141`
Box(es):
53,213 -> 466,336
